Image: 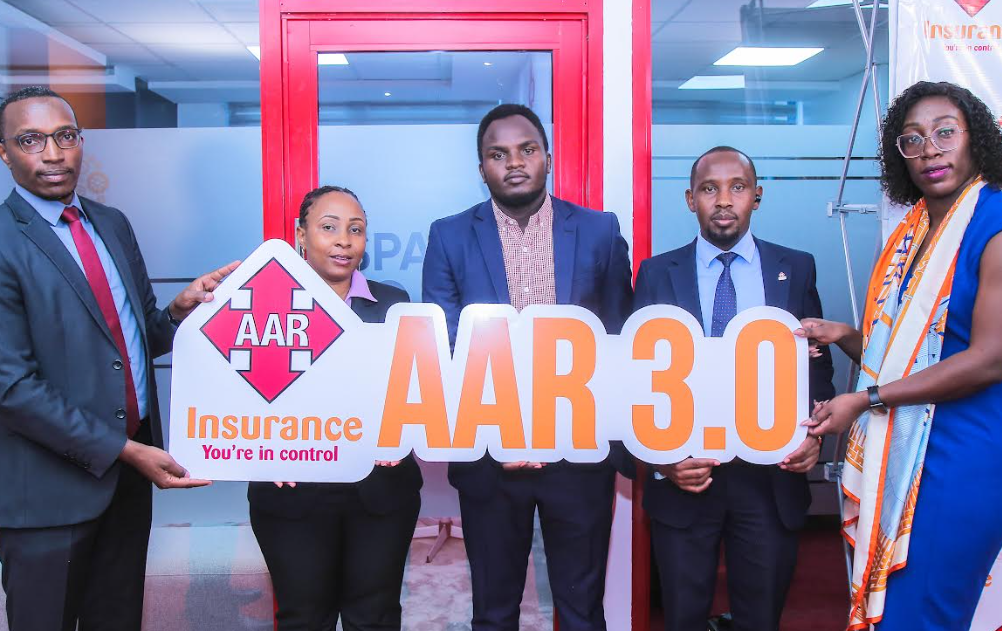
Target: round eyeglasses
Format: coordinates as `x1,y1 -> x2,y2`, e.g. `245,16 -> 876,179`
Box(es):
0,128 -> 82,154
896,125 -> 967,159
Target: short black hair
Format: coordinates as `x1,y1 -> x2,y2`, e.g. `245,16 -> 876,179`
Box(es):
880,81 -> 1002,206
689,146 -> 758,188
0,86 -> 71,141
476,104 -> 549,162
298,185 -> 363,225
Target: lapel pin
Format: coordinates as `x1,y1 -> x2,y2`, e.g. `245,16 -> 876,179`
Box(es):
777,272 -> 788,281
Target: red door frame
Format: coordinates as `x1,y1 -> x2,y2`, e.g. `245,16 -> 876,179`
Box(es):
259,0 -> 604,243
257,2 -> 663,629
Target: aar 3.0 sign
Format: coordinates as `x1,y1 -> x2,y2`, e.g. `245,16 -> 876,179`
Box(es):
169,240 -> 809,482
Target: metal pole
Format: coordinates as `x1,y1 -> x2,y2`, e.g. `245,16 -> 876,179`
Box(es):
829,0 -> 886,596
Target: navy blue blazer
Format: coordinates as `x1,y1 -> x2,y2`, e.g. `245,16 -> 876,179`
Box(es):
422,197 -> 634,498
248,280 -> 423,517
0,190 -> 175,528
634,237 -> 836,531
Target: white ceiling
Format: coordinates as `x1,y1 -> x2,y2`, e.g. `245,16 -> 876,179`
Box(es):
0,0 -> 888,113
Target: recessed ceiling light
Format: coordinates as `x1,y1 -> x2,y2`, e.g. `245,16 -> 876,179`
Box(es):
247,45 -> 260,60
679,75 -> 746,90
318,53 -> 349,66
384,92 -> 392,97
483,62 -> 492,66
713,46 -> 824,66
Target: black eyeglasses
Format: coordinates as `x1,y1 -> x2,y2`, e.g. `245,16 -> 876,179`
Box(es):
0,128 -> 83,154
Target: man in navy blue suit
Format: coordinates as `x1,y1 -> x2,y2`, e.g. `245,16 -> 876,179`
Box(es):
634,147 -> 836,631
422,104 -> 633,631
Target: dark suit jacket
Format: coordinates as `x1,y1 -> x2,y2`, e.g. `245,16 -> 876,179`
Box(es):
422,197 -> 634,499
248,280 -> 423,517
0,190 -> 175,529
634,237 -> 836,531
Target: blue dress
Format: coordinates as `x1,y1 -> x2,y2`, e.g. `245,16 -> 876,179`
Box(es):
880,185 -> 1002,630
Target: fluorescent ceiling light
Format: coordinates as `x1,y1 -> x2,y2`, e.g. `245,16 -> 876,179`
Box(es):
714,46 -> 824,66
807,0 -> 888,7
248,47 -> 348,65
318,53 -> 349,66
679,75 -> 746,90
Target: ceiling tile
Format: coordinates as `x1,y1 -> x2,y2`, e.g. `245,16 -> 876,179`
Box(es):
146,43 -> 259,79
3,0 -> 98,24
671,0 -> 816,23
651,0 -> 691,22
221,22 -> 259,45
68,0 -> 214,23
126,63 -> 193,82
197,0 -> 260,22
56,23 -> 134,44
652,41 -> 740,80
112,22 -> 239,45
88,42 -> 163,64
655,21 -> 743,43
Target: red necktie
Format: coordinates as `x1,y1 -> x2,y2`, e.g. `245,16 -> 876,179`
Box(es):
61,206 -> 141,437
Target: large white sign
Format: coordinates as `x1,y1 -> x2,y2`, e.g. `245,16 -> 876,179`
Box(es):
891,1 -> 1002,627
169,240 -> 809,483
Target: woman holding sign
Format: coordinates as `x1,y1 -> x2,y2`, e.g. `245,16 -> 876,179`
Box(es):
248,186 -> 422,631
800,82 -> 1002,630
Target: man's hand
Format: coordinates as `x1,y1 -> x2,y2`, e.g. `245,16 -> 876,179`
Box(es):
119,441 -> 211,489
779,436 -> 822,473
501,461 -> 546,471
655,458 -> 719,493
273,482 -> 297,488
168,260 -> 241,323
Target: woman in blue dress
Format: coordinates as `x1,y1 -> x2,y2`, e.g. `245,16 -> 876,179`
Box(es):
799,81 -> 1002,630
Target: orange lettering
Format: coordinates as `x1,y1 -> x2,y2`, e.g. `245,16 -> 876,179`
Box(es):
631,319 -> 695,451
531,318 -> 597,450
735,320 -> 798,451
454,317 -> 525,449
378,316 -> 451,448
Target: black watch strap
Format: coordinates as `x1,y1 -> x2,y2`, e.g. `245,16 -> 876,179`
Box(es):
866,385 -> 886,411
166,304 -> 182,327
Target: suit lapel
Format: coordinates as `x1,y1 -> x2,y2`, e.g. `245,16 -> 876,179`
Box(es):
7,191 -> 115,345
757,238 -> 791,309
350,294 -> 377,323
472,201 -> 510,303
668,240 -> 703,323
84,199 -> 148,342
552,198 -> 576,305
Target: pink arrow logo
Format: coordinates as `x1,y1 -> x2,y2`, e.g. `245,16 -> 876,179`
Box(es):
955,0 -> 991,17
201,259 -> 343,402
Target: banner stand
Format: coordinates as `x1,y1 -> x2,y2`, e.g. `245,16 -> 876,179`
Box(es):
824,0 -> 887,599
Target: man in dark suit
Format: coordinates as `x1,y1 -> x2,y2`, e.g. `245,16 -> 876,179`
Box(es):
634,146 -> 836,631
422,104 -> 633,631
0,86 -> 238,631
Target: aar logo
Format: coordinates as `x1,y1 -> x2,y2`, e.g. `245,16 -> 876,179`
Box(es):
955,0 -> 991,17
201,259 -> 343,402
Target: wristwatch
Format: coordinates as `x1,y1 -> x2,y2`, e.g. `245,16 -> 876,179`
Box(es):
866,385 -> 888,414
166,303 -> 182,327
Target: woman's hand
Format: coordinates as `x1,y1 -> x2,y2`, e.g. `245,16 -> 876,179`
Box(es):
376,460 -> 402,467
273,482 -> 297,488
795,318 -> 863,363
802,392 -> 870,437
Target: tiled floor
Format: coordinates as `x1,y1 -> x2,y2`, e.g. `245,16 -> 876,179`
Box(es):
0,517 -> 554,631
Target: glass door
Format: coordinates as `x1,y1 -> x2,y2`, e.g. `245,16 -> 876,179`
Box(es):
261,5 -> 603,628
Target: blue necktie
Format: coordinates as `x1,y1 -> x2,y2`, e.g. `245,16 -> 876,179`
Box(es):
710,252 -> 738,337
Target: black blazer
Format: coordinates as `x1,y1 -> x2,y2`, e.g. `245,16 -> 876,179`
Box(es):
422,197 -> 635,499
248,280 -> 423,517
634,237 -> 836,531
0,190 -> 175,528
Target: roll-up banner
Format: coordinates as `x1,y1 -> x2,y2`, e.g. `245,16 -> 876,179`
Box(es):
890,1 -> 1002,628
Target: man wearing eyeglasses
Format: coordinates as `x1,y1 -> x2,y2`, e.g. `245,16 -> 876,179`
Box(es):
0,86 -> 239,631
